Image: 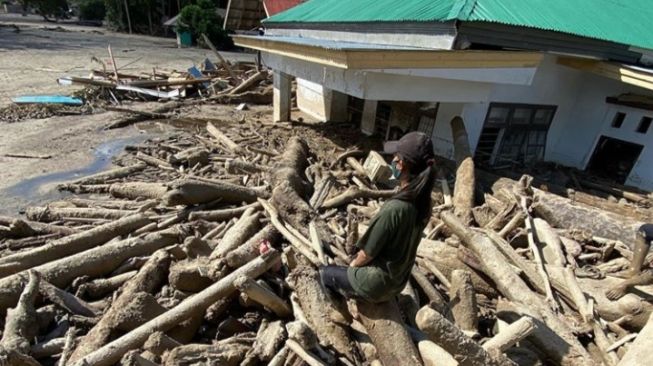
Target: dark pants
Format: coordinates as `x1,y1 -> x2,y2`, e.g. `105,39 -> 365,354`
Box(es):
319,265 -> 358,298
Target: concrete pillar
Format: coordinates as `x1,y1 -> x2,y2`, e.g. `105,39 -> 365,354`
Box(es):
273,70 -> 292,122
361,100 -> 378,135
327,90 -> 349,122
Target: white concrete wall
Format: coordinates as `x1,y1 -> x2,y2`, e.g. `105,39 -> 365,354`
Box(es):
296,78 -> 329,121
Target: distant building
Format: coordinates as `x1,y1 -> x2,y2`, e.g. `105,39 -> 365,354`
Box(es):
224,0 -> 304,32
235,0 -> 653,190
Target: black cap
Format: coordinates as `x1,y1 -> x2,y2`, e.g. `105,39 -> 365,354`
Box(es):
384,132 -> 435,171
639,223 -> 653,241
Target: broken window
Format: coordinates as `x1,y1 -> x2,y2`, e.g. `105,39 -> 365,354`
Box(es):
612,112 -> 626,128
637,116 -> 652,134
587,136 -> 643,184
475,103 -> 556,166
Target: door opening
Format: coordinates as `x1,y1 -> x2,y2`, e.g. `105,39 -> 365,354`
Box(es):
586,136 -> 643,184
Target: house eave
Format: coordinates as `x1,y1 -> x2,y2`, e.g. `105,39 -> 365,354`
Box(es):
233,35 -> 543,70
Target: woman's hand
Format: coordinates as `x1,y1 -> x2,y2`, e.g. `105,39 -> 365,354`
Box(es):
350,250 -> 373,267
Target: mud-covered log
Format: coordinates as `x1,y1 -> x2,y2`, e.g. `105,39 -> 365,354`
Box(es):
0,228 -> 180,314
210,209 -> 261,259
286,339 -> 327,366
109,182 -> 168,200
416,239 -> 498,297
225,224 -> 279,268
69,162 -> 147,185
143,332 -> 181,359
242,320 -> 286,365
484,230 -> 547,295
481,176 -> 650,249
407,327 -> 457,366
30,337 -> 65,359
416,305 -> 514,366
566,188 -> 653,222
617,313 -> 653,366
483,316 -> 536,352
162,340 -> 252,366
39,278 -> 99,317
68,250 -> 172,362
411,266 -> 448,315
25,206 -> 134,222
0,215 -> 77,237
450,269 -> 479,335
357,299 -> 422,366
189,201 -> 262,222
0,213 -> 151,278
451,117 -> 475,224
168,259 -> 212,292
532,218 -> 566,266
76,271 -> 136,299
69,250 -> 280,366
207,122 -> 244,155
321,187 -> 396,209
286,266 -> 357,361
1,271 -> 40,354
268,137 -> 314,228
226,158 -> 268,174
113,292 -> 168,331
235,276 -> 291,317
441,211 -> 592,366
162,178 -> 266,206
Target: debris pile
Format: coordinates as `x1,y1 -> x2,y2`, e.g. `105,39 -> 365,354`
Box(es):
0,117 -> 652,366
57,46 -> 272,106
4,45 -> 271,124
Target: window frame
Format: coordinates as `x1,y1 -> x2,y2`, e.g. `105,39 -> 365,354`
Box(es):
477,103 -> 557,166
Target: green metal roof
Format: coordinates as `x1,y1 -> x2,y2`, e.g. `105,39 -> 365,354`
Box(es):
265,0 -> 653,50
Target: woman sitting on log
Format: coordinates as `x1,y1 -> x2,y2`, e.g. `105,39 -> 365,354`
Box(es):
319,132 -> 436,303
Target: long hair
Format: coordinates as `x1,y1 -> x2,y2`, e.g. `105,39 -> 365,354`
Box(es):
392,163 -> 436,226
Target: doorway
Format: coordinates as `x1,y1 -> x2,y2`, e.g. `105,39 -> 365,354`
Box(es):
586,136 -> 643,184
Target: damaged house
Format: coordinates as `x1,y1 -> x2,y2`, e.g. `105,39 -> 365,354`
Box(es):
234,0 -> 653,191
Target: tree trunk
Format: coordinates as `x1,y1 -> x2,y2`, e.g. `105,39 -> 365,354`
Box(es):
357,299 -> 423,366
286,266 -> 357,361
483,316 -> 536,352
162,179 -> 266,206
450,269 -> 479,335
451,117 -> 475,224
109,182 -> 168,200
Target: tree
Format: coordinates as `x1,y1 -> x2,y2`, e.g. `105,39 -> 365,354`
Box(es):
18,0 -> 69,21
178,0 -> 232,49
71,0 -> 106,21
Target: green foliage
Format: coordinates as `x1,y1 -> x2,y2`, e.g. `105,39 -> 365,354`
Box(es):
19,0 -> 69,18
178,0 -> 232,49
76,0 -> 105,20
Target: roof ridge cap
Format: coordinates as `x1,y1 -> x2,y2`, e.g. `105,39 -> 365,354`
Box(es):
447,0 -> 478,20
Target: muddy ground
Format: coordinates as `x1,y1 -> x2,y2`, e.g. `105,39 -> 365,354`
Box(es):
0,19 -> 261,216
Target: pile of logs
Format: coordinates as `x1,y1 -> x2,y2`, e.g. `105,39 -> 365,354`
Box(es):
0,116 -> 652,366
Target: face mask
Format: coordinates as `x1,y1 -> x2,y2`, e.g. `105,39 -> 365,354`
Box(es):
390,161 -> 401,179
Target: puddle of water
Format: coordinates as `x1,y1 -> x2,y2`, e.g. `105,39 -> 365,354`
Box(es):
0,135 -> 148,216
